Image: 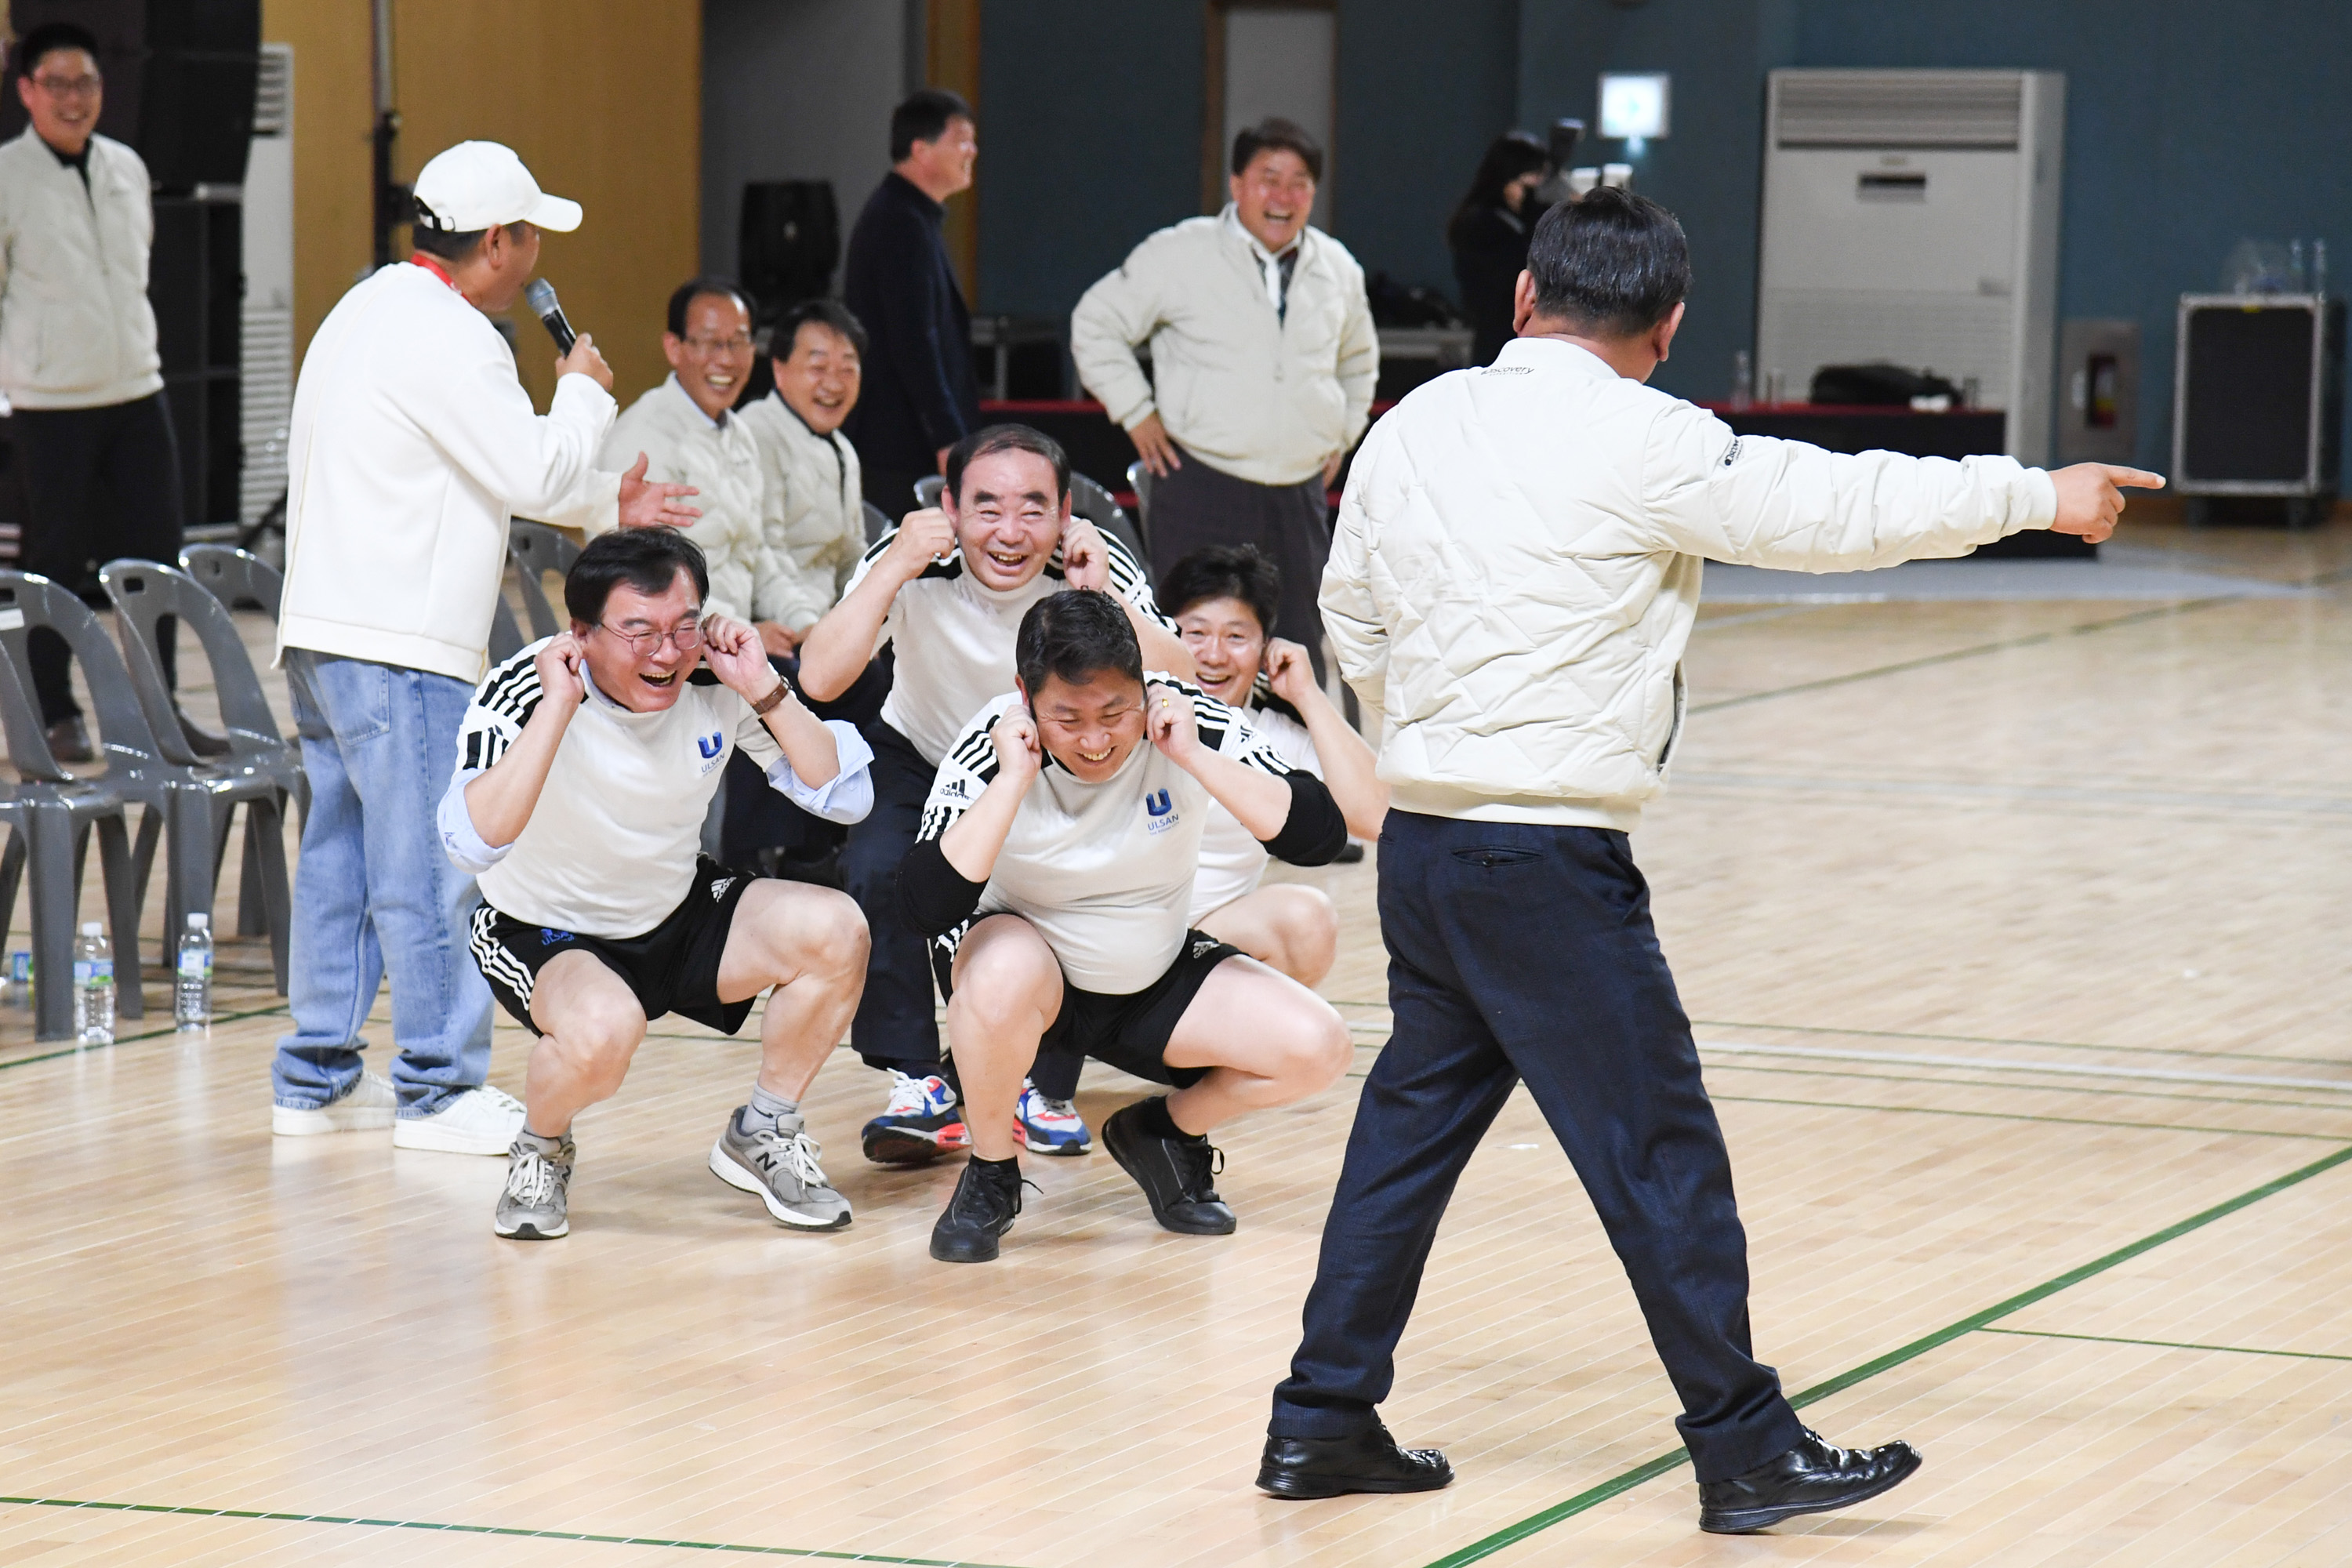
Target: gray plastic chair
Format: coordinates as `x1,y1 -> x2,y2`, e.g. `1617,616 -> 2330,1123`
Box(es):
1125,460 -> 1154,535
1069,470 -> 1151,584
913,474 -> 945,510
0,572 -> 187,1035
101,560 -> 300,993
862,500 -> 892,546
181,543 -> 313,946
506,521 -> 581,642
180,543 -> 284,616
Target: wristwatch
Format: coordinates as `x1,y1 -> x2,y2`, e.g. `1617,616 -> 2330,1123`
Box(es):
750,679 -> 793,717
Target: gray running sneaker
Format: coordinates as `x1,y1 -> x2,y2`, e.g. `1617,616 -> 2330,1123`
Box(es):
710,1109 -> 853,1230
495,1130 -> 574,1240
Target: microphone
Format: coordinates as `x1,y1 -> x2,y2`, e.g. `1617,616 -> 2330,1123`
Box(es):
523,278 -> 577,355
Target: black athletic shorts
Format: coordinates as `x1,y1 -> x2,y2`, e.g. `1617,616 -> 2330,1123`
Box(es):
934,927 -> 1243,1089
469,856 -> 759,1038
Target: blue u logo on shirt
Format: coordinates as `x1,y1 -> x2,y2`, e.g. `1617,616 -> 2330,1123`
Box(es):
696,731 -> 724,760
1145,789 -> 1172,817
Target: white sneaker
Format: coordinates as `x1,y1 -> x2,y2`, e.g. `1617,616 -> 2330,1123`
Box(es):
273,1070 -> 397,1137
393,1085 -> 528,1156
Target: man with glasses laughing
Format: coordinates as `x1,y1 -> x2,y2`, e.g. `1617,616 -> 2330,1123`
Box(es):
796,424 -> 1193,1169
439,528 -> 876,1240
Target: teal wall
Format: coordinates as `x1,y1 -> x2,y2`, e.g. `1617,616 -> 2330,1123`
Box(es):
973,1 -> 2352,467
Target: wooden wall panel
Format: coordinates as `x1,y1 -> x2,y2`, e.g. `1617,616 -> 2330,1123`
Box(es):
926,0 -> 980,306
262,0 -> 700,410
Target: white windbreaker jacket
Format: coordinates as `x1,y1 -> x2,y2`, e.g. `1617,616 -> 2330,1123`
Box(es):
1323,336 -> 2058,829
0,129 -> 163,410
1070,209 -> 1378,487
277,261 -> 620,683
600,376 -> 767,623
736,392 -> 866,633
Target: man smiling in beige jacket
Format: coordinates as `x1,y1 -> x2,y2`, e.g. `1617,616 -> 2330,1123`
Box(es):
1072,118 -> 1376,678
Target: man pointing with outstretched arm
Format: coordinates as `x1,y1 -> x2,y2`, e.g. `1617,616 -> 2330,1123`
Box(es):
1261,186 -> 2162,1532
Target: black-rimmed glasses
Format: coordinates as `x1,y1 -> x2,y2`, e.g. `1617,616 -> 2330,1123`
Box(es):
595,619 -> 704,657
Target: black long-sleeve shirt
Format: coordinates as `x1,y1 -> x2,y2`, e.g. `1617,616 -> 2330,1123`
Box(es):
1450,202 -> 1531,368
841,172 -> 980,473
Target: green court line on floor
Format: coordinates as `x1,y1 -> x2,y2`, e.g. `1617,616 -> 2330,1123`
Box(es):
1702,1040 -> 2352,1096
1708,1091 -> 2343,1142
1344,1048 -> 2352,1120
1692,1016 -> 2352,1073
0,1002 -> 290,1074
0,1497 -> 1026,1566
1686,595 -> 2241,717
1975,1327 -> 2352,1363
1417,1138 -> 2352,1568
1704,1058 -> 2352,1117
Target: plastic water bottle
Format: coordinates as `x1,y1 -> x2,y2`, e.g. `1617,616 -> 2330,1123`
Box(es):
176,912 -> 214,1030
73,921 -> 114,1045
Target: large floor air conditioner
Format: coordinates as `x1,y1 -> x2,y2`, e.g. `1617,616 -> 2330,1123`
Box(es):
1757,69 -> 2064,464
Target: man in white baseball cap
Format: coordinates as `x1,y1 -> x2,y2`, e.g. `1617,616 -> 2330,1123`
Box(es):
409,138 -> 585,235
271,139 -> 700,1158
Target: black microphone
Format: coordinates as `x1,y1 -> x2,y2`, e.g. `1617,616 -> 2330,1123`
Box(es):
523,278 -> 577,355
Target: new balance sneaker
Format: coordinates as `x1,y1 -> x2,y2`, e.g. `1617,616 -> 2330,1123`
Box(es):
393,1084 -> 528,1156
710,1109 -> 853,1230
861,1071 -> 969,1165
494,1131 -> 574,1240
271,1069 -> 397,1137
929,1156 -> 1029,1263
1012,1080 -> 1092,1156
1102,1098 -> 1238,1235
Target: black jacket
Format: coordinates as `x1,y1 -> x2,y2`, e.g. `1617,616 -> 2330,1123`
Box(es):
1449,203 -> 1531,368
842,172 -> 980,473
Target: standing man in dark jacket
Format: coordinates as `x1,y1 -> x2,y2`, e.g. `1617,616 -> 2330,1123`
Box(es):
843,90 -> 979,519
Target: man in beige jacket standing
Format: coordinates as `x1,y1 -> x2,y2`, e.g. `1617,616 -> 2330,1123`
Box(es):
0,23 -> 187,761
1260,187 -> 2163,1528
1072,118 -> 1377,677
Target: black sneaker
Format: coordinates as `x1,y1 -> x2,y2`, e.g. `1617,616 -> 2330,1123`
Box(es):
1102,1098 -> 1237,1235
929,1156 -> 1029,1263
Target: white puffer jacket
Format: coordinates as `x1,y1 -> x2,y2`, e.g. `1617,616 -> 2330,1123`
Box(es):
1322,336 -> 2057,829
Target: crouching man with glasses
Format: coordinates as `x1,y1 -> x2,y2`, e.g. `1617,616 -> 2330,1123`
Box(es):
438,529 -> 877,1240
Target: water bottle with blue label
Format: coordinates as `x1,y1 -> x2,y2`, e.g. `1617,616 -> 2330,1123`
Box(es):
176,912 -> 213,1030
74,920 -> 114,1045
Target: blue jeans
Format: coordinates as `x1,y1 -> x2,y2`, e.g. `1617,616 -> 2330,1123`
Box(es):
1270,813 -> 1803,1483
270,652 -> 492,1116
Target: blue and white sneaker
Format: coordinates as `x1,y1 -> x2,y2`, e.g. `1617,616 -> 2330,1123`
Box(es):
862,1071 -> 969,1166
1013,1079 -> 1092,1156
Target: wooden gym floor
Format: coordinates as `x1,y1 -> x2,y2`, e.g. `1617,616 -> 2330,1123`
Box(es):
2,510 -> 2350,1566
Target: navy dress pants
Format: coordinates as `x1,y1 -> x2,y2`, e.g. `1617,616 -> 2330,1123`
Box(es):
1270,812 -> 1804,1483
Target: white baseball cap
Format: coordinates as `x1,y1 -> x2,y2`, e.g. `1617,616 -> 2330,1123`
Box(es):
410,140 -> 583,234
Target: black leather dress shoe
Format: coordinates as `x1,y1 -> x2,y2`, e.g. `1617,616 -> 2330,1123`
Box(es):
44,716 -> 93,764
1102,1099 -> 1236,1234
1257,1421 -> 1453,1499
1697,1428 -> 1922,1534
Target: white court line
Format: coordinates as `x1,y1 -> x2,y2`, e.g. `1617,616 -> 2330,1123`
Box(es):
1697,1040 -> 2352,1096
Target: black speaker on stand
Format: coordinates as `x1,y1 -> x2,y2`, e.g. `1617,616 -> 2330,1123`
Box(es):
2,0 -> 260,532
